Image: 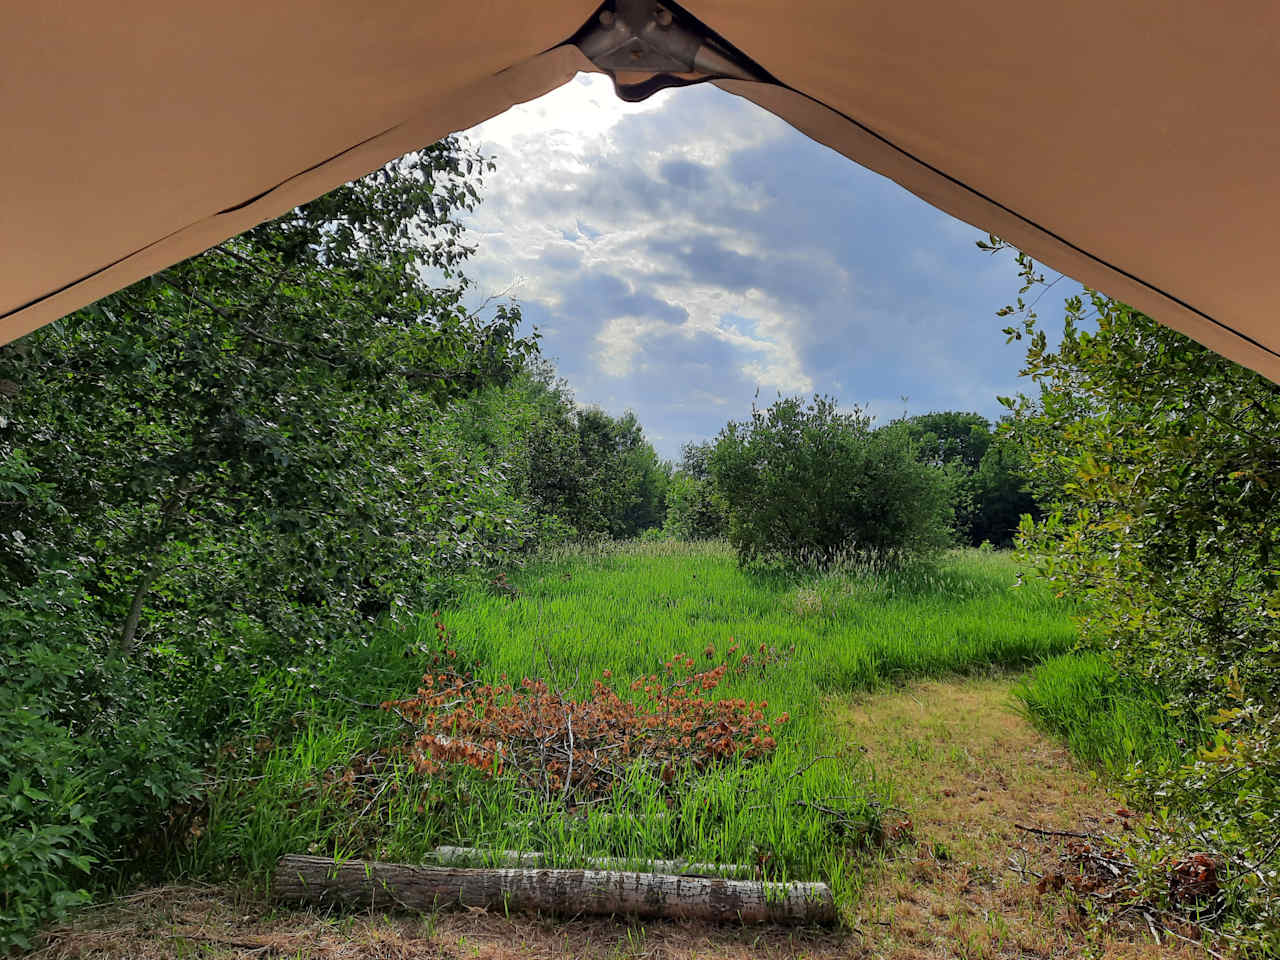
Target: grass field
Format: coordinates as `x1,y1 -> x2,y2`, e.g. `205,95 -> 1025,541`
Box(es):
183,542 -> 1079,914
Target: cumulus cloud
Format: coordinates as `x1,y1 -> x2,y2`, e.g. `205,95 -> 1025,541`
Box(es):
452,73 -> 1067,458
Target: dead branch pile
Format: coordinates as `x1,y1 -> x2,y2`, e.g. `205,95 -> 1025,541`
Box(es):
1015,823 -> 1229,956
379,626 -> 795,803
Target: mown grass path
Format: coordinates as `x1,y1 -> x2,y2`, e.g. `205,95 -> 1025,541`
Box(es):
842,676 -> 1194,960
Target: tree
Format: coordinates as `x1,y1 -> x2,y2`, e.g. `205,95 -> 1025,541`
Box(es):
893,412 -> 1039,546
574,408 -> 669,538
435,363 -> 669,541
896,411 -> 992,470
4,144 -> 536,655
992,238 -> 1280,941
707,395 -> 953,566
663,442 -> 728,540
0,140 -> 536,946
969,434 -> 1039,547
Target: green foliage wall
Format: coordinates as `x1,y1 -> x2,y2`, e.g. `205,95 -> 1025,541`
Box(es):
0,142 -> 544,948
995,240 -> 1280,943
0,132 -> 678,945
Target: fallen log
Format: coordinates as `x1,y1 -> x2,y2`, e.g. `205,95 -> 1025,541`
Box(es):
274,854 -> 835,925
431,845 -> 756,879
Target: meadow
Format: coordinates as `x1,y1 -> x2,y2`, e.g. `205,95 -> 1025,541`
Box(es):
178,541 -> 1081,916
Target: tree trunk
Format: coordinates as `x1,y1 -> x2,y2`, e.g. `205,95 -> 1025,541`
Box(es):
117,560 -> 163,652
116,477 -> 195,652
430,845 -> 756,879
274,854 -> 836,925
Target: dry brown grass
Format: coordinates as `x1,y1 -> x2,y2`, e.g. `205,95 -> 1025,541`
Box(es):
31,887 -> 848,960
34,677 -> 1204,959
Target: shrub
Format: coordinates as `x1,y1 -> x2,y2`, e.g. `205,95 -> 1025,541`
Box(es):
707,395 -> 953,566
993,237 -> 1280,946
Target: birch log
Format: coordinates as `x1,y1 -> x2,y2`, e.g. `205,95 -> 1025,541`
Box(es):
274,854 -> 835,925
430,845 -> 756,878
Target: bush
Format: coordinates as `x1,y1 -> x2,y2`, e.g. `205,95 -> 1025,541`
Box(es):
993,237 -> 1280,946
707,395 -> 953,566
662,473 -> 726,541
0,570 -> 202,951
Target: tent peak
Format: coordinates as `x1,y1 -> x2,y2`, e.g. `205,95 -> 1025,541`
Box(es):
571,0 -> 771,102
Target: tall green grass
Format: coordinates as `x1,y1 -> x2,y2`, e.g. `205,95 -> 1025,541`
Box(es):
183,542 -> 1077,911
1013,652 -> 1202,777
441,541 -> 1076,697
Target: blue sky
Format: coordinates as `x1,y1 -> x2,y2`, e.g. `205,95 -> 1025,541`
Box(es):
456,73 -> 1070,459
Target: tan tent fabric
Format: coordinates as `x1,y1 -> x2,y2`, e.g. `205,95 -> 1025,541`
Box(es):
4,1 -> 1279,380
0,1 -> 598,343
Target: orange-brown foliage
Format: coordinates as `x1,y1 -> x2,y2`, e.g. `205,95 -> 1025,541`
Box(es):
377,619 -> 794,804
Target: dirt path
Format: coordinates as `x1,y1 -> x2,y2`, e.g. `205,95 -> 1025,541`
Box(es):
36,677 -> 1193,959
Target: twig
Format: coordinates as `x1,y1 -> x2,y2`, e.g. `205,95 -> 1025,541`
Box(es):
562,705 -> 575,801
786,754 -> 838,781
1007,845 -> 1044,881
1154,923 -> 1227,960
359,777 -> 393,819
1143,911 -> 1162,946
1014,822 -> 1106,841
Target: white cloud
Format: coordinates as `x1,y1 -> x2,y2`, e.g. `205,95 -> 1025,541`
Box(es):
449,72 -> 1062,456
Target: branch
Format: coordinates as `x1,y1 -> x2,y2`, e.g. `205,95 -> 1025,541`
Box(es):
1013,823 -> 1106,841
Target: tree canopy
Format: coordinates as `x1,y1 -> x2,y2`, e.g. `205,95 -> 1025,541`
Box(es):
706,395 -> 953,566
993,239 -> 1280,941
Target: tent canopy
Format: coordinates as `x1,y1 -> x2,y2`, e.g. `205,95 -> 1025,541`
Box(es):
4,1 -> 1278,379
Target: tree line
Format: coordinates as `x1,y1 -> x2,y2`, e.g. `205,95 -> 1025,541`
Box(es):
662,401 -> 1041,564
0,143 -> 666,945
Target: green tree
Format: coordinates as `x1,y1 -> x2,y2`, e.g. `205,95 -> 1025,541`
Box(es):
894,411 -> 1039,546
897,411 -> 992,470
0,141 -> 535,947
663,442 -> 728,540
574,408 -> 669,538
708,395 -> 953,566
435,363 -> 669,541
969,434 -> 1039,547
993,238 -> 1280,941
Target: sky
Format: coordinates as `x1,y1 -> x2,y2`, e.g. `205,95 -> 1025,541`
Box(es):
454,72 -> 1065,460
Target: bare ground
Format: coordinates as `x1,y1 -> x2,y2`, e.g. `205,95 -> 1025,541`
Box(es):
33,677 -> 1198,959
